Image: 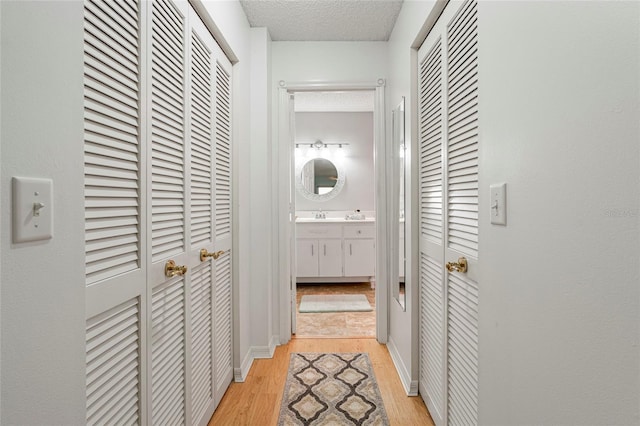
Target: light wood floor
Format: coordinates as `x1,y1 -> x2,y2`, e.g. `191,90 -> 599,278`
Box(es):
209,338 -> 434,425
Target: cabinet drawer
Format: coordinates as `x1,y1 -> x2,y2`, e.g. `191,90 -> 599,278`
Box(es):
343,224 -> 375,239
296,224 -> 342,238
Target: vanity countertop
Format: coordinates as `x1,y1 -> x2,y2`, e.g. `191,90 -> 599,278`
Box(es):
296,217 -> 375,224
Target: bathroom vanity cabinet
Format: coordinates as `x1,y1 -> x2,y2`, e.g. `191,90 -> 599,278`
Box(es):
343,223 -> 376,276
296,221 -> 375,282
296,239 -> 343,276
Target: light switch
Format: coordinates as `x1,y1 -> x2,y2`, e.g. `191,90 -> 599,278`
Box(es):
12,177 -> 53,243
490,183 -> 507,225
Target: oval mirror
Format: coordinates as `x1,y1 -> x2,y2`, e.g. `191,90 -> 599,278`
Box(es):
295,157 -> 345,201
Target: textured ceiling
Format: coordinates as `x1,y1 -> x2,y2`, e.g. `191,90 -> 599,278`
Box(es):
294,91 -> 375,112
240,0 -> 403,41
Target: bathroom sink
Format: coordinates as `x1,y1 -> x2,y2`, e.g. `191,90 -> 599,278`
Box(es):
296,217 -> 345,222
295,217 -> 375,223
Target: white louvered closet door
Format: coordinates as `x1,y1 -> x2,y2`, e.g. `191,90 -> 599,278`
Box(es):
147,0 -> 190,424
418,26 -> 446,426
83,1 -> 148,424
84,0 -> 233,424
188,8 -> 233,421
418,1 -> 479,425
188,13 -> 217,426
212,41 -> 233,411
147,1 -> 234,424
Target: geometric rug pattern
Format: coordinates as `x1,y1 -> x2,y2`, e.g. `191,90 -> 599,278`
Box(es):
278,353 -> 389,425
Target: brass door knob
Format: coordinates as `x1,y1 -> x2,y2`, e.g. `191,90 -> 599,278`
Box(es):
165,260 -> 187,277
445,257 -> 468,273
200,249 -> 225,262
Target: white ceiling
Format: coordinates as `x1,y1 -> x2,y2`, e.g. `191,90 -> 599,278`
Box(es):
239,0 -> 403,41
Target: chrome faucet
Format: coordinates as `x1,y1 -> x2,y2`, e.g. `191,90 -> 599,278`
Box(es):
314,209 -> 326,219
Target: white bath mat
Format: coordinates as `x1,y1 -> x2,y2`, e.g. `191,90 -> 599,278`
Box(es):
298,294 -> 373,313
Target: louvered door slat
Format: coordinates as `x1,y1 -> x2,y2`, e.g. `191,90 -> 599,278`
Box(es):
447,0 -> 479,260
151,0 -> 185,262
85,46 -> 138,91
213,251 -> 232,405
152,84 -> 183,119
84,0 -> 141,286
419,253 -> 445,421
85,81 -> 138,117
215,63 -> 232,241
85,123 -> 139,148
86,0 -> 139,40
449,113 -> 478,147
190,31 -> 214,247
448,40 -> 477,90
84,13 -> 138,72
86,298 -> 141,426
449,72 -> 478,113
448,0 -> 476,46
419,39 -> 443,244
151,279 -> 186,425
86,253 -> 138,279
152,63 -> 183,98
447,274 -> 479,425
85,20 -> 137,65
191,263 -> 214,423
443,2 -> 480,422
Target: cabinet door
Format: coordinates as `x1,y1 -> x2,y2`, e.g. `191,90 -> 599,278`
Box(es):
318,239 -> 343,277
344,239 -> 375,277
296,239 -> 318,277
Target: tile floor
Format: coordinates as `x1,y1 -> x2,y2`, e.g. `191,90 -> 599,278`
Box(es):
295,282 -> 376,338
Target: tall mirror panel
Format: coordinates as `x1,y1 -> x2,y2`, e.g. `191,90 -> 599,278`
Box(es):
392,98 -> 406,310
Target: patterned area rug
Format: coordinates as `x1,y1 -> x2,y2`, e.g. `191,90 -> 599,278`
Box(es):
278,353 -> 389,425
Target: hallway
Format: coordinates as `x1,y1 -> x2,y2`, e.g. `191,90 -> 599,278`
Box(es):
209,338 -> 433,425
0,1 -> 638,424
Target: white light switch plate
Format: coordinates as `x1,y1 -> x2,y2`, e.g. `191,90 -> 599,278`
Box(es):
490,183 -> 507,225
12,177 -> 53,243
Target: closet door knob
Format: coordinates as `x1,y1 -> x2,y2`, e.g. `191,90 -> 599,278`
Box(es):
165,260 -> 187,277
200,249 -> 225,262
445,257 -> 468,273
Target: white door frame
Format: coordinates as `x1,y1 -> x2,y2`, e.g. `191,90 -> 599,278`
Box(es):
276,79 -> 388,344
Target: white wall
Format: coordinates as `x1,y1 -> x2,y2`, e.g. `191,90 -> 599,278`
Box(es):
386,0 -> 438,394
295,112 -> 374,212
0,2 -> 86,423
477,2 -> 639,424
272,41 -> 388,85
248,27 -> 275,359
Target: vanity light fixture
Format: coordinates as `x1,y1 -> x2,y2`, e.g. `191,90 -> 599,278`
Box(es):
300,139 -> 349,150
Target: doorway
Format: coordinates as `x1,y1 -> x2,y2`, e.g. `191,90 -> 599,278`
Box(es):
292,90 -> 377,337
276,80 -> 389,344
